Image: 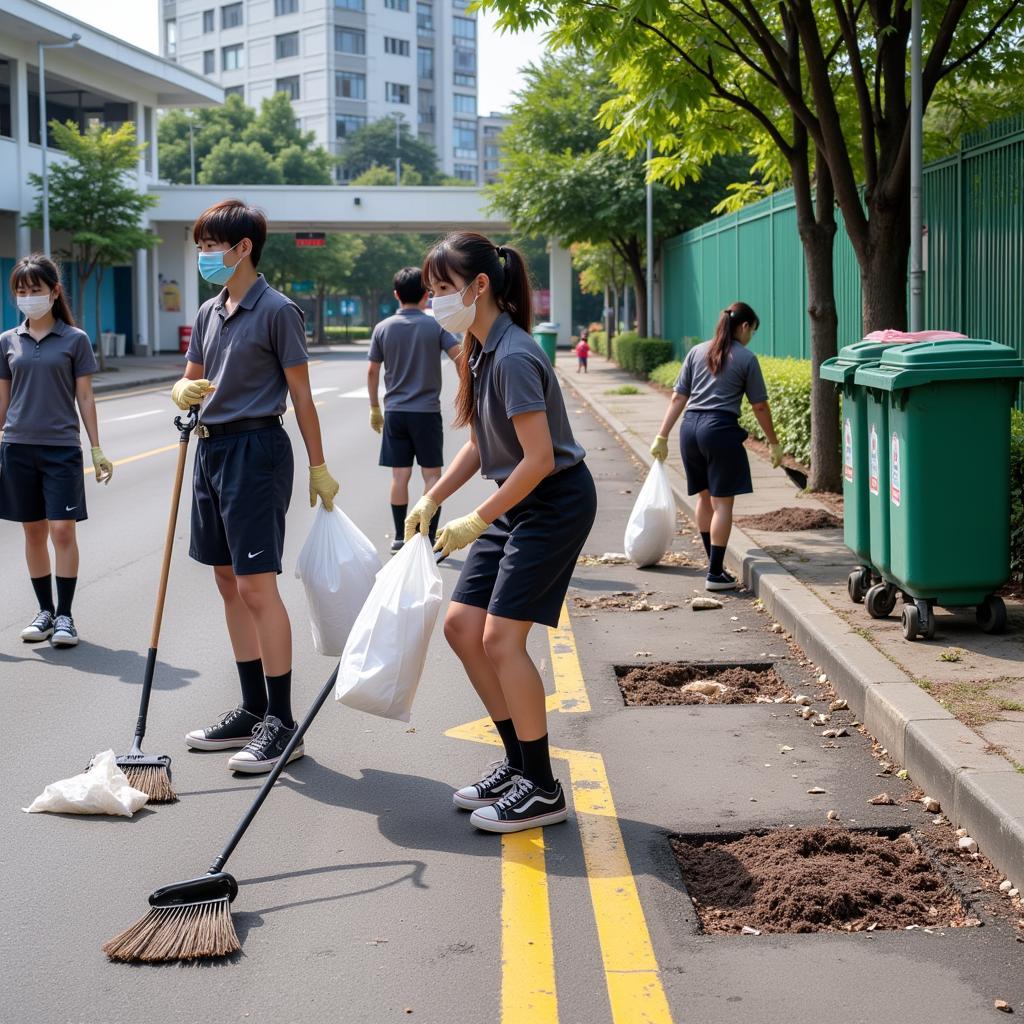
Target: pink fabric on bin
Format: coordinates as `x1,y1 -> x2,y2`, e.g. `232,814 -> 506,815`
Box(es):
862,329 -> 968,342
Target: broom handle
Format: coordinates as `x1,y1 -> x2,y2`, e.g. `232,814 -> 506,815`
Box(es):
210,663 -> 340,873
131,406 -> 198,748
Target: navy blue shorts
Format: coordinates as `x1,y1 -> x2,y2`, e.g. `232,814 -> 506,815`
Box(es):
190,426 -> 293,576
680,411 -> 753,497
451,460 -> 597,628
380,411 -> 444,469
0,442 -> 86,522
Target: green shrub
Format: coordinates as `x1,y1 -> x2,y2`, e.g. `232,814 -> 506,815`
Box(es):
606,384 -> 640,395
650,361 -> 682,389
612,332 -> 673,377
322,325 -> 371,341
1012,408 -> 1024,584
739,357 -> 813,466
589,330 -> 608,356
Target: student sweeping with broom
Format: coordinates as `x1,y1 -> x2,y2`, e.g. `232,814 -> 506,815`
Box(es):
0,254 -> 114,648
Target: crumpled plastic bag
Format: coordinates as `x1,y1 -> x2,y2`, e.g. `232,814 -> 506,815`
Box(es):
862,329 -> 967,342
624,459 -> 676,567
23,749 -> 149,817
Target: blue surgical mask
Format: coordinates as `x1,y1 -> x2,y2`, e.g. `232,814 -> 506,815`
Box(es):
197,242 -> 241,285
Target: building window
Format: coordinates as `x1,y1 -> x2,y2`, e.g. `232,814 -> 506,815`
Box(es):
417,2 -> 433,31
335,0 -> 365,8
453,93 -> 475,115
485,143 -> 500,158
165,19 -> 177,57
454,118 -> 476,156
276,75 -> 300,100
385,37 -> 410,56
222,43 -> 244,70
275,32 -> 300,59
336,71 -> 366,99
453,16 -> 476,41
454,163 -> 477,181
453,72 -> 475,87
203,9 -> 215,32
385,0 -> 410,9
275,0 -> 299,13
335,28 -> 365,54
417,47 -> 433,78
454,47 -> 475,73
203,49 -> 215,74
224,84 -> 245,99
418,89 -> 435,125
221,2 -> 244,30
336,114 -> 367,139
386,82 -> 410,104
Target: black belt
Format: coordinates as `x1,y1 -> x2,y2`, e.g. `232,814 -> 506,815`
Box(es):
196,415 -> 283,439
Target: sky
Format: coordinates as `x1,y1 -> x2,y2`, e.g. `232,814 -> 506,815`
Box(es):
41,0 -> 545,116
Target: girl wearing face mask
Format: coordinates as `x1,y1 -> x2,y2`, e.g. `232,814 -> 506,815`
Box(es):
0,254 -> 114,648
405,232 -> 597,833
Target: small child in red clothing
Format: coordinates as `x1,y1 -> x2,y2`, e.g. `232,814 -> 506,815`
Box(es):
575,331 -> 590,373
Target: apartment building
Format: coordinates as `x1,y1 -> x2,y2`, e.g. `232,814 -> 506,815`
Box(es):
161,0 -> 480,179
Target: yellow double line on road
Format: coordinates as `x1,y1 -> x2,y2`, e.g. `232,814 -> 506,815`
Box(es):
446,603 -> 673,1024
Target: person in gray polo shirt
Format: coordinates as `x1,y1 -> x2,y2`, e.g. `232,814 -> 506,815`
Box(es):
368,266 -> 459,552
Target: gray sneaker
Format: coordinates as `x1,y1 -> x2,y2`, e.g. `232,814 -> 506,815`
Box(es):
50,614 -> 79,647
227,715 -> 304,774
21,610 -> 55,643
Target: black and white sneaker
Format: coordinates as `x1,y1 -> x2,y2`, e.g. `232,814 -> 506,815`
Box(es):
390,539 -> 404,554
227,715 -> 303,774
50,614 -> 79,647
20,610 -> 55,643
185,706 -> 262,751
470,776 -> 568,833
705,572 -> 738,592
453,758 -> 523,810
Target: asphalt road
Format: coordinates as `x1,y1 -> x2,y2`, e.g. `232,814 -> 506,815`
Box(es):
3,350 -> 1022,1024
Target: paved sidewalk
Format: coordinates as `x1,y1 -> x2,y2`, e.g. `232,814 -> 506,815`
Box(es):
558,352 -> 1024,887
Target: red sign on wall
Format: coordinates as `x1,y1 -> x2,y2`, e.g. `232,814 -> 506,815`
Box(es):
534,289 -> 551,317
295,232 -> 326,247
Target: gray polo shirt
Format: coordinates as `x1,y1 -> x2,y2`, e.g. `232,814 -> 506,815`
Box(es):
185,275 -> 308,425
674,339 -> 768,416
367,307 -> 459,413
0,318 -> 98,446
470,312 -> 585,481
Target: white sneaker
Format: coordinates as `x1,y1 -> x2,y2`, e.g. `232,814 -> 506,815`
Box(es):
20,609 -> 55,643
227,715 -> 304,774
50,614 -> 79,647
453,759 -> 523,810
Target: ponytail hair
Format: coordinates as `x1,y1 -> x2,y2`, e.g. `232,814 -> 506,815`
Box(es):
423,231 -> 533,428
707,300 -> 759,376
9,253 -> 76,327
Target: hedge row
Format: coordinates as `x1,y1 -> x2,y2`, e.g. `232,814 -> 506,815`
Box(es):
588,329 -> 610,357
611,332 -> 674,377
322,325 -> 371,341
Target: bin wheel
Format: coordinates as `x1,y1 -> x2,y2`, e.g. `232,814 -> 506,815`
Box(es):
977,596 -> 1007,635
919,604 -> 936,641
902,604 -> 920,641
866,583 -> 897,619
848,570 -> 867,604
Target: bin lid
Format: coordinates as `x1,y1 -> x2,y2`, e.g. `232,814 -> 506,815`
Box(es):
854,338 -> 1024,390
534,322 -> 559,331
819,339 -> 910,384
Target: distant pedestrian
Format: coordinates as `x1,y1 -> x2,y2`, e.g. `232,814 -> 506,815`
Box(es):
405,231 -> 597,834
367,266 -> 460,553
650,301 -> 782,591
575,331 -> 590,373
0,254 -> 114,648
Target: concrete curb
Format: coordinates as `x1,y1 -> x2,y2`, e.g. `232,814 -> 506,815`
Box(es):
557,365 -> 1024,889
93,372 -> 182,395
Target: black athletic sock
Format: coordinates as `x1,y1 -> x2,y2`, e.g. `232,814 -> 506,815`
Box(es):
700,532 -> 712,558
519,734 -> 555,790
391,504 -> 408,541
236,658 -> 268,718
709,545 -> 726,577
493,717 -> 523,771
31,574 -> 55,615
55,576 -> 77,617
429,505 -> 442,545
265,670 -> 294,729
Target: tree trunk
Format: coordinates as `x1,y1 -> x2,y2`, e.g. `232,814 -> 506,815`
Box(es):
315,288 -> 325,345
84,266 -> 107,373
859,201 -> 910,333
609,285 -> 619,342
624,241 -> 646,338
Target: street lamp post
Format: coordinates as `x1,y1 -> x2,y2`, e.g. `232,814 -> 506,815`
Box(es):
38,32 -> 81,255
909,0 -> 923,331
645,139 -> 654,338
395,113 -> 402,186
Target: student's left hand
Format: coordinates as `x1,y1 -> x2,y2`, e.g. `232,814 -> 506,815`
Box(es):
309,463 -> 340,511
433,511 -> 489,558
369,407 -> 384,433
769,442 -> 784,469
91,446 -> 114,484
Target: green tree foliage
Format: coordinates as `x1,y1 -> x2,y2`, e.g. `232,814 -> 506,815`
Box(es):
347,234 -> 436,326
25,120 -> 159,368
339,116 -> 442,183
350,164 -> 424,186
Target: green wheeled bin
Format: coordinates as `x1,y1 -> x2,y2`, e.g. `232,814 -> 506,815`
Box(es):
854,339 -> 1024,640
820,339 -> 911,606
532,322 -> 558,365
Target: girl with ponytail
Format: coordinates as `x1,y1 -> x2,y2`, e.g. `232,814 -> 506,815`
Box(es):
1,254 -> 114,649
650,300 -> 781,591
405,231 -> 597,834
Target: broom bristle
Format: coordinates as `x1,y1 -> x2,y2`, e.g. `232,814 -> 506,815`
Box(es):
103,898 -> 239,962
122,764 -> 177,804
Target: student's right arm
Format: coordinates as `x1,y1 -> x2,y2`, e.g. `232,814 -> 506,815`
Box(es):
367,360 -> 383,432
651,351 -> 692,460
170,361 -> 215,410
0,378 -> 9,434
404,432 -> 482,540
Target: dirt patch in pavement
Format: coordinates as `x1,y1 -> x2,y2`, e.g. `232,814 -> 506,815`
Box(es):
672,828 -> 972,934
616,662 -> 786,705
736,507 -> 842,531
574,592 -> 679,612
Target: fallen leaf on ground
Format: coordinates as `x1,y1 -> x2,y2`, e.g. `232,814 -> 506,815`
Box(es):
869,792 -> 896,805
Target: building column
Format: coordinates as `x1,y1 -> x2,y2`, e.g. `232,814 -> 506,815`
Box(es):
182,228 -> 199,327
13,57 -> 32,257
134,248 -> 150,355
549,238 -> 573,347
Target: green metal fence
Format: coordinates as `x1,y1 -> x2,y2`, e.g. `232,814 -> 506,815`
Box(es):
662,116 -> 1024,375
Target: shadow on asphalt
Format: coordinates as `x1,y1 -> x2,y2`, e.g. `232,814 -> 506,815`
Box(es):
13,642 -> 201,690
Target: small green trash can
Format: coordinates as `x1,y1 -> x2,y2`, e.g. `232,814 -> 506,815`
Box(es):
532,322 -> 558,365
855,338 -> 1024,640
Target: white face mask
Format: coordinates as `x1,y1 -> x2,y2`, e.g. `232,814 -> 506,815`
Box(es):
17,293 -> 55,321
431,283 -> 477,333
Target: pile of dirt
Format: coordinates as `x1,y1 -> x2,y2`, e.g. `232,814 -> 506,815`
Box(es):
736,507 -> 842,531
672,828 -> 971,934
617,662 -> 785,705
574,592 -> 679,612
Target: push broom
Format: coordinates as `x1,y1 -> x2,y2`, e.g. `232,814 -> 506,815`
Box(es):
103,663 -> 340,962
106,405 -> 199,804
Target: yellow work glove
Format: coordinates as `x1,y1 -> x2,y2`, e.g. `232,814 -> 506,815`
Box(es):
650,435 -> 669,462
404,495 -> 439,541
769,442 -> 784,469
91,446 -> 114,485
433,511 -> 489,559
309,463 -> 340,511
171,377 -> 215,410
370,406 -> 384,433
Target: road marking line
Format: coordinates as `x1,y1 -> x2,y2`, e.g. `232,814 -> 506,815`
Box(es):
546,602 -> 590,713
311,386 -> 338,396
103,409 -> 163,423
84,442 -> 178,475
502,831 -> 559,1023
340,386 -> 369,398
95,384 -> 176,403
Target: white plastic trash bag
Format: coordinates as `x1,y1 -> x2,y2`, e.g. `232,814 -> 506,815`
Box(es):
623,459 -> 676,567
296,505 -> 382,656
335,534 -> 443,722
23,749 -> 149,817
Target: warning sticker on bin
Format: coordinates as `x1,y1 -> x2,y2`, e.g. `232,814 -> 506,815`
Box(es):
890,432 -> 902,507
843,418 -> 853,482
868,424 -> 879,495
